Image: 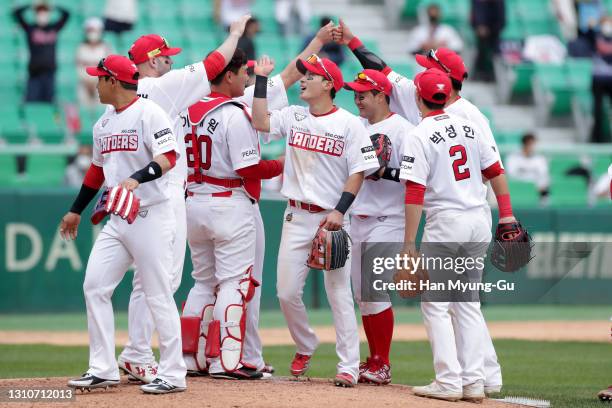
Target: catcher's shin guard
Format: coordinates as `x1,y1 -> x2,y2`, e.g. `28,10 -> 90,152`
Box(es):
181,303 -> 214,371
238,265 -> 260,302
220,303 -> 246,372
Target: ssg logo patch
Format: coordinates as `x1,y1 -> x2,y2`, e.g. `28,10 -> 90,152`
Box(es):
154,128 -> 172,139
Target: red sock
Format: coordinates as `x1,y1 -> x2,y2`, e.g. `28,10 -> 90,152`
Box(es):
369,307 -> 394,365
361,314 -> 376,358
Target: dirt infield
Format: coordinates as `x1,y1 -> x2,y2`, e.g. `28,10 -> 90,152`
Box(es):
0,320 -> 607,346
0,376 -> 513,408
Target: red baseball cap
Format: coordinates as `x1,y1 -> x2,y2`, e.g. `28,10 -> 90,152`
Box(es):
296,54 -> 344,92
414,68 -> 451,104
86,55 -> 139,84
415,48 -> 468,82
343,69 -> 392,96
128,34 -> 182,65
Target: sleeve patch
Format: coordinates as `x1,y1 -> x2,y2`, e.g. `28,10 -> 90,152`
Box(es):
241,148 -> 258,159
361,145 -> 377,162
154,128 -> 172,139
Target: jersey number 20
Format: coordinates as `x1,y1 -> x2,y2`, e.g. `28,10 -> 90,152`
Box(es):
449,145 -> 470,181
185,133 -> 212,170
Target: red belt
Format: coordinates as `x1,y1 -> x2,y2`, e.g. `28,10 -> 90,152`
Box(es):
288,199 -> 325,213
356,215 -> 369,219
187,190 -> 233,198
187,174 -> 243,188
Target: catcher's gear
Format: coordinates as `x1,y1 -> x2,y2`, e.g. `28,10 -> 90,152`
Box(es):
366,133 -> 392,181
392,256 -> 429,298
490,221 -> 533,272
306,227 -> 351,271
101,185 -> 140,224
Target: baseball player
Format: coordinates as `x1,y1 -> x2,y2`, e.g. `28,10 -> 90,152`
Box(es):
115,16 -> 251,383
343,69 -> 414,385
399,68 -> 515,402
179,48 -> 286,380
414,46 -> 503,395
251,54 -> 380,387
338,21 -> 503,394
60,55 -> 186,394
179,25 -> 338,378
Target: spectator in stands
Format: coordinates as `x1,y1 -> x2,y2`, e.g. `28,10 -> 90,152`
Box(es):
215,0 -> 253,31
103,0 -> 137,35
275,0 -> 311,37
591,15 -> 612,143
470,0 -> 505,82
406,3 -> 463,55
76,18 -> 113,109
237,17 -> 260,60
302,17 -> 345,66
64,144 -> 93,187
13,1 -> 70,103
506,133 -> 551,206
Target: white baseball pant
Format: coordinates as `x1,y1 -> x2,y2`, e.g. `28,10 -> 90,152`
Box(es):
83,202 -> 186,387
350,214 -> 404,316
277,205 -> 360,380
182,191 -> 256,374
419,206 -> 493,392
119,182 -> 186,364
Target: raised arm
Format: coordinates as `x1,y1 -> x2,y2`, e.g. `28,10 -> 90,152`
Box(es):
279,21 -> 336,89
12,5 -> 29,31
251,56 -> 274,132
214,14 -> 251,65
336,19 -> 389,72
52,6 -> 70,31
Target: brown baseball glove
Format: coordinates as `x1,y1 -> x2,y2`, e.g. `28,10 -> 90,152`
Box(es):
306,227 -> 351,271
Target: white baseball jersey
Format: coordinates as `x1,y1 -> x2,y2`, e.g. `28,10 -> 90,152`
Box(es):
239,74 -> 288,110
386,69 -> 421,126
264,105 -> 380,209
399,111 -> 499,216
183,99 -> 260,195
445,97 -> 503,167
137,62 -> 211,185
351,113 -> 415,217
92,97 -> 179,207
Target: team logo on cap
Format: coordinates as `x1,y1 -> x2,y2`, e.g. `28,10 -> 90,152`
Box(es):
437,83 -> 446,90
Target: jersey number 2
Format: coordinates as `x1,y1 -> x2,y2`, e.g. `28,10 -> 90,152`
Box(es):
449,145 -> 470,181
185,133 -> 212,170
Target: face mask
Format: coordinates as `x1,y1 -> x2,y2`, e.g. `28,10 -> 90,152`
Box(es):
36,11 -> 50,26
86,31 -> 102,43
602,23 -> 612,37
429,15 -> 439,24
76,154 -> 91,170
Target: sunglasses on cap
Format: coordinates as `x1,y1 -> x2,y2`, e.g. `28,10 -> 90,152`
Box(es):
146,37 -> 171,59
355,71 -> 382,90
427,49 -> 451,74
306,54 -> 334,86
97,58 -> 116,77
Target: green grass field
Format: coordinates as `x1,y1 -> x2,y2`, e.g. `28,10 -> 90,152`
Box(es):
0,340 -> 610,408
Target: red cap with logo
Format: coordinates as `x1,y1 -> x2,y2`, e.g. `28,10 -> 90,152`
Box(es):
343,69 -> 392,96
414,68 -> 451,104
415,48 -> 467,82
128,34 -> 182,65
296,54 -> 344,92
86,55 -> 139,84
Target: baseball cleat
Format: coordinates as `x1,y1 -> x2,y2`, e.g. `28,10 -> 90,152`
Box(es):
412,382 -> 463,402
261,362 -> 275,374
210,366 -> 264,380
334,372 -> 356,388
463,381 -> 486,402
484,384 -> 503,396
358,358 -> 371,383
361,356 -> 391,385
117,357 -> 158,384
598,386 -> 612,401
186,369 -> 209,377
290,353 -> 312,377
140,378 -> 186,394
67,372 -> 120,391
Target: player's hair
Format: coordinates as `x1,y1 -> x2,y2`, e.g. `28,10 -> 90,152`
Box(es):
521,133 -> 536,146
330,88 -> 336,100
422,96 -> 445,110
451,77 -> 463,91
371,90 -> 391,105
210,48 -> 247,85
103,75 -> 139,91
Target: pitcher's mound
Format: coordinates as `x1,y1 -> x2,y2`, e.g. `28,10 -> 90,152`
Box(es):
0,376 -> 511,408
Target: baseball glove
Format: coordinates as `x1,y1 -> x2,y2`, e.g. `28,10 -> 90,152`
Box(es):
490,221 -> 533,272
91,186 -> 140,225
366,133 -> 392,181
392,256 -> 429,298
306,227 -> 351,271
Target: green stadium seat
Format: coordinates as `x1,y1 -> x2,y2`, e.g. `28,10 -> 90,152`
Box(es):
566,58 -> 592,93
507,179 -> 540,207
549,155 -> 581,177
22,103 -> 64,144
402,0 -> 421,19
0,105 -> 26,144
0,155 -> 18,186
550,177 -> 588,207
24,154 -> 67,186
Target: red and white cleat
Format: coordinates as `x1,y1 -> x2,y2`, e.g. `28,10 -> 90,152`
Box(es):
290,353 -> 312,377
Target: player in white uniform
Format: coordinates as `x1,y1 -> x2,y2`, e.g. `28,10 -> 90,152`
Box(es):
252,54 -> 380,387
60,55 -> 186,394
115,16 -> 251,383
399,68 -> 516,402
414,47 -> 503,395
343,69 -> 414,385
